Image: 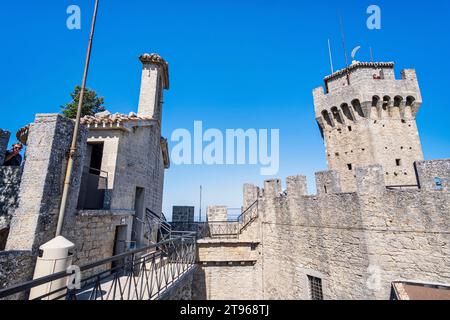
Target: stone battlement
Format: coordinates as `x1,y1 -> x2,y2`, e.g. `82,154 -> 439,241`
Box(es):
198,159 -> 450,300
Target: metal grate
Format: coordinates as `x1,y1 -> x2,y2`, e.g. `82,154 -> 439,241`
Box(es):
308,276 -> 324,300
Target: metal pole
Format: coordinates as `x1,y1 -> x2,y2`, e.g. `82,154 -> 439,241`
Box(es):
56,0 -> 100,236
199,185 -> 202,222
338,12 -> 350,85
328,38 -> 334,74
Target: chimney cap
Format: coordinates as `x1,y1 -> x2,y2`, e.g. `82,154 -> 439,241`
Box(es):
139,53 -> 170,89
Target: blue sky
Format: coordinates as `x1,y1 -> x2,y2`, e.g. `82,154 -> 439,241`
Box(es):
1,1 -> 449,220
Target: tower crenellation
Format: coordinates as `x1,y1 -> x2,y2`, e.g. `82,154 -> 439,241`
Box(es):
313,61 -> 424,191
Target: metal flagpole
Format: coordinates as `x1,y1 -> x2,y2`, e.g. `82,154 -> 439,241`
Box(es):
56,0 -> 100,236
338,12 -> 350,85
199,185 -> 202,222
328,38 -> 334,74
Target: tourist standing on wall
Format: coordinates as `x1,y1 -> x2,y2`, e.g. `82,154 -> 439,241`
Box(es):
3,143 -> 23,166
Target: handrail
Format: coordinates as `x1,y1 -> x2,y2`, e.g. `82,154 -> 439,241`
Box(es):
236,200 -> 258,223
170,200 -> 259,238
0,232 -> 196,299
83,166 -> 108,177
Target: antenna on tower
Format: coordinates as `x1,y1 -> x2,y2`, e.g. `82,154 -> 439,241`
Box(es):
328,39 -> 334,74
338,11 -> 350,85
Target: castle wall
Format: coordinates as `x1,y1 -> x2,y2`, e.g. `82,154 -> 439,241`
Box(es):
0,129 -> 10,165
0,167 -> 21,249
193,263 -> 262,300
415,159 -> 450,191
68,210 -> 132,271
0,114 -> 87,290
193,239 -> 263,301
261,165 -> 450,300
172,206 -> 195,223
314,64 -> 424,192
206,206 -> 228,222
197,161 -> 450,300
0,251 -> 34,300
6,114 -> 87,253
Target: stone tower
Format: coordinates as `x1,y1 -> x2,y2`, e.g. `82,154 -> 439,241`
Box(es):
313,61 -> 424,191
137,53 -> 169,122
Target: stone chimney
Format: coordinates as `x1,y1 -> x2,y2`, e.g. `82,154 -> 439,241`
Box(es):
137,53 -> 169,121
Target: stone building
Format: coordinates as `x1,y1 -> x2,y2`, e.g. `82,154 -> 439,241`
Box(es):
0,53 -> 170,289
193,61 -> 450,300
1,56 -> 449,301
313,61 -> 423,192
172,206 -> 195,223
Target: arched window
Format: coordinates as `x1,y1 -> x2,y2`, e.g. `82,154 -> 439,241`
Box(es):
321,110 -> 334,127
394,96 -> 403,107
372,95 -> 380,107
406,96 -> 416,107
382,96 -> 391,111
331,107 -> 344,124
341,103 -> 354,121
352,99 -> 364,117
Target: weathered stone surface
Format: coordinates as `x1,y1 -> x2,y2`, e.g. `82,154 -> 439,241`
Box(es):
314,63 -> 424,192
0,167 -> 22,248
198,158 -> 450,300
0,129 -> 10,165
207,206 -> 228,222
0,250 -> 34,299
415,159 -> 450,191
6,114 -> 87,253
172,206 -> 195,223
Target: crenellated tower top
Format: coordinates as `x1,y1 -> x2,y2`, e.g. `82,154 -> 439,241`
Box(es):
312,61 -> 424,191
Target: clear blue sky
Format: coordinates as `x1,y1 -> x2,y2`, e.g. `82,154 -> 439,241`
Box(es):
1,1 -> 449,220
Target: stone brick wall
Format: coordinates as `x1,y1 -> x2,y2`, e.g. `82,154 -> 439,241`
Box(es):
415,159 -> 450,191
207,206 -> 228,222
6,114 -> 87,253
0,129 -> 10,165
0,114 -> 87,289
193,263 -> 263,300
111,124 -> 165,215
0,167 -> 22,249
164,269 -> 195,300
314,63 -> 424,192
66,210 -> 133,270
0,250 -> 34,299
198,160 -> 449,300
172,206 -> 195,223
260,165 -> 450,300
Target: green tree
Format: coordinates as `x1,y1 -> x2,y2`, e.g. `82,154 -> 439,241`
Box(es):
61,85 -> 105,119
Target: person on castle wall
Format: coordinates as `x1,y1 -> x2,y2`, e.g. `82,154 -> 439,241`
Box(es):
3,142 -> 23,167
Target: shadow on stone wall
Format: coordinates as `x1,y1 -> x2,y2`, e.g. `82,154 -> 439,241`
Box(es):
0,166 -> 22,249
192,266 -> 207,300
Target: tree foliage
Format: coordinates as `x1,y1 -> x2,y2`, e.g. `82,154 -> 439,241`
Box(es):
61,85 -> 105,119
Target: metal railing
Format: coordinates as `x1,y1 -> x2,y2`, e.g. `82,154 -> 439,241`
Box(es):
171,200 -> 259,239
146,208 -> 172,242
0,232 -> 197,300
237,200 -> 259,231
77,166 -> 108,210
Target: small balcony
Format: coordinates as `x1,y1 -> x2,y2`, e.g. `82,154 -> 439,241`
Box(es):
77,167 -> 109,210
